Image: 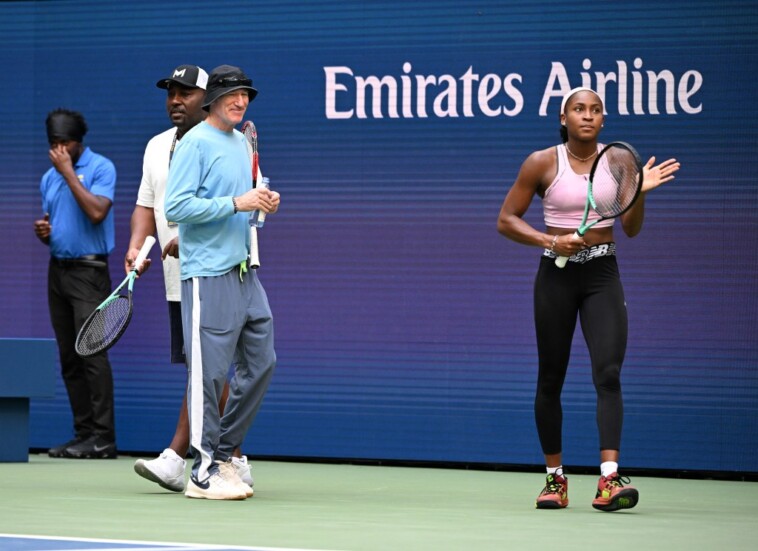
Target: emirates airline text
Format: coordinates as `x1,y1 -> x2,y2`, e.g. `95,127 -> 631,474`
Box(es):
324,59 -> 703,120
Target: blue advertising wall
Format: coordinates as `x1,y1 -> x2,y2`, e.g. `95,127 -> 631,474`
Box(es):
1,1 -> 756,472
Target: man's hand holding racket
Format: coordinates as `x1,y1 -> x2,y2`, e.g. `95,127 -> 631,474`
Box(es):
124,236 -> 180,277
124,244 -> 152,276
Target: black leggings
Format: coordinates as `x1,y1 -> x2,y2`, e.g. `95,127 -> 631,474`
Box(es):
533,254 -> 627,455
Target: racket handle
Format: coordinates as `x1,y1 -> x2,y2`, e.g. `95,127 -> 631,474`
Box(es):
554,255 -> 569,268
554,231 -> 580,269
250,226 -> 261,269
133,236 -> 156,272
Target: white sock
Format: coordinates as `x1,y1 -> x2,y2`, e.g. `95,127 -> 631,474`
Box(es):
600,461 -> 618,478
547,465 -> 564,478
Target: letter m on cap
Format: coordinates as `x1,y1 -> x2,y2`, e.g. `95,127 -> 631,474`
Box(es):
173,69 -> 186,78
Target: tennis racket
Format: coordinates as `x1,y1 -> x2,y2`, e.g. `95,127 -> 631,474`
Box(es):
75,236 -> 156,357
242,120 -> 263,268
555,141 -> 643,268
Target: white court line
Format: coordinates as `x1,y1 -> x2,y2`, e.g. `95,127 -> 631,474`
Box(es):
0,534 -> 344,551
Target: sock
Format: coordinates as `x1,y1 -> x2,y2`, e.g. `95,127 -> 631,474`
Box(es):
600,461 -> 618,478
547,465 -> 564,478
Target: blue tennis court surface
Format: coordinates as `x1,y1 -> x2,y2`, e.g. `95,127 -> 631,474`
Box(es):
0,535 -> 332,551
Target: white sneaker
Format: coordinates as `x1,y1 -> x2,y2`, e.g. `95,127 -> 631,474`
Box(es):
185,471 -> 247,500
217,459 -> 254,498
134,448 -> 186,492
232,455 -> 254,488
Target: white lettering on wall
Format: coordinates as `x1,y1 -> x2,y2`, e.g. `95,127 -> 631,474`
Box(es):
326,59 -> 703,120
540,58 -> 704,117
325,62 -> 525,119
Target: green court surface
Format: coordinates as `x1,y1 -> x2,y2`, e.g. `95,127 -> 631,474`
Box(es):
0,454 -> 754,550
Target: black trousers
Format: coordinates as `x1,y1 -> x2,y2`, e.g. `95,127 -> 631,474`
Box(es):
48,259 -> 115,442
533,254 -> 627,455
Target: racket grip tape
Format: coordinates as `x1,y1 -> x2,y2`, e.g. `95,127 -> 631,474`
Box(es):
250,226 -> 261,269
554,231 -> 580,268
133,236 -> 156,272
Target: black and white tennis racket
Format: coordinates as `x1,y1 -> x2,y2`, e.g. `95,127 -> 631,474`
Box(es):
555,142 -> 643,268
75,236 -> 156,357
242,120 -> 262,268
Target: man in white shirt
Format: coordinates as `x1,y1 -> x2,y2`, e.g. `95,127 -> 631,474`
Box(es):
126,65 -> 253,493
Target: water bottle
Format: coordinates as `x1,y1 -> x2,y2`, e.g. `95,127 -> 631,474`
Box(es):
249,177 -> 270,228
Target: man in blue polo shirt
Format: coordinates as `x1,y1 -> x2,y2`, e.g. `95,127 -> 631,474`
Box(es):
33,108 -> 118,459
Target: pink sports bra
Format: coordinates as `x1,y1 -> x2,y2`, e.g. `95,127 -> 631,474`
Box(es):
542,143 -> 615,229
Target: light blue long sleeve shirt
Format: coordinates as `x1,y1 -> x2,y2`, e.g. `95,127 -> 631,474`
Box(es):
164,121 -> 252,279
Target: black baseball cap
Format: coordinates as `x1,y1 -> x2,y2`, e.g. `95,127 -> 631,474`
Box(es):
156,65 -> 209,90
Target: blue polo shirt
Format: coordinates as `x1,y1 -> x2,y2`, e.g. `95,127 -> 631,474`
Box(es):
40,147 -> 117,258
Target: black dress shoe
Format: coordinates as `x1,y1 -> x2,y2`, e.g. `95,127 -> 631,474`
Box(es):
65,435 -> 117,459
49,437 -> 86,458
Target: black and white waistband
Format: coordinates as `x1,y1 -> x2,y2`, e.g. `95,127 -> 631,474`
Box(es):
543,242 -> 616,264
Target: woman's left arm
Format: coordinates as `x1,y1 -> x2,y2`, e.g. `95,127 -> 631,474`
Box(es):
621,156 -> 681,237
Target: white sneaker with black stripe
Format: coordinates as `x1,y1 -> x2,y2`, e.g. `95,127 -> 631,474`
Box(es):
185,471 -> 247,500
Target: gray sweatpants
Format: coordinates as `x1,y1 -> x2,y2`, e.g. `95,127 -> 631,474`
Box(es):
181,265 -> 276,483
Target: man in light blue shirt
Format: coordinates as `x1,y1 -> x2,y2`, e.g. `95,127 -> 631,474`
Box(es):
165,64 -> 280,501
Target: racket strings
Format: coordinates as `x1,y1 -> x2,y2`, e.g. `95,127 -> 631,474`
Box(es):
76,297 -> 132,356
591,148 -> 642,217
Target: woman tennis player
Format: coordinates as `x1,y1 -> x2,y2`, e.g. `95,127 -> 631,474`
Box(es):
496,87 -> 680,511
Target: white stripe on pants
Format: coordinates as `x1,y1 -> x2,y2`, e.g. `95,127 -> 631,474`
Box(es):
182,267 -> 276,484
